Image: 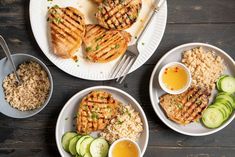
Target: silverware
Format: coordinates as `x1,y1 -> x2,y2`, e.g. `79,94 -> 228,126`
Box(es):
110,0 -> 166,84
0,35 -> 21,84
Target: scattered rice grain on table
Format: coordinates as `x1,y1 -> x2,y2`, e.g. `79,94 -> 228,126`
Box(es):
182,47 -> 225,90
2,61 -> 50,111
100,104 -> 143,143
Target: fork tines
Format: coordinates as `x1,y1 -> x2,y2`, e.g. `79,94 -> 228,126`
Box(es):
110,51 -> 137,84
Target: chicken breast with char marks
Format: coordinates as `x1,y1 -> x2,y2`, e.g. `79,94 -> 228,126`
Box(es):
83,24 -> 131,63
77,91 -> 121,134
160,87 -> 211,125
96,0 -> 142,30
48,6 -> 85,58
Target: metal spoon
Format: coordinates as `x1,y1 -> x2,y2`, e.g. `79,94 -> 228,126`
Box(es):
0,35 -> 21,84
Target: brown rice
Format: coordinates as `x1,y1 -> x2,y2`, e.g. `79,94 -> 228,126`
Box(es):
182,47 -> 225,90
2,61 -> 50,111
100,104 -> 143,143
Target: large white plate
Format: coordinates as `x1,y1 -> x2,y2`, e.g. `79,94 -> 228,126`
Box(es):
149,43 -> 235,136
56,86 -> 149,156
29,0 -> 167,80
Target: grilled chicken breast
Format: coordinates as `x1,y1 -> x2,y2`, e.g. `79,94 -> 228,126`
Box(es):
48,6 -> 85,58
77,91 -> 121,134
95,0 -> 142,30
159,87 -> 211,125
83,24 -> 131,63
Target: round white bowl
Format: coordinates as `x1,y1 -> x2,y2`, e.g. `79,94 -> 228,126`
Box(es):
56,86 -> 149,157
149,42 -> 235,136
108,138 -> 141,157
0,53 -> 53,118
158,62 -> 191,94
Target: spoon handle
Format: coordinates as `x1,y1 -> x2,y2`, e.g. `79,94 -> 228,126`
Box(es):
0,35 -> 21,83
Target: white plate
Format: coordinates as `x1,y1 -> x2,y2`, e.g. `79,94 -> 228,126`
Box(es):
29,0 -> 167,80
149,43 -> 235,136
56,86 -> 149,156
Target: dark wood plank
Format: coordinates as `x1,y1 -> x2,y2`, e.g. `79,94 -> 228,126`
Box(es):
0,148 -> 60,157
1,0 -> 235,25
145,146 -> 235,157
146,23 -> 235,64
0,0 -> 52,65
168,0 -> 235,24
0,147 -> 235,157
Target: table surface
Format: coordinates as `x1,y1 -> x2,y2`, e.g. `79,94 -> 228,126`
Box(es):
0,0 -> 235,157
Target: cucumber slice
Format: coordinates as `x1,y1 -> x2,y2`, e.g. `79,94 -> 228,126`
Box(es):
220,76 -> 235,93
84,153 -> 92,157
80,137 -> 94,156
208,106 -> 227,120
202,108 -> 224,128
61,132 -> 78,152
76,135 -> 90,155
231,95 -> 235,109
69,136 -> 81,155
216,92 -> 231,99
217,75 -> 229,91
215,99 -> 233,113
90,138 -> 109,157
217,92 -> 230,96
216,92 -> 235,109
211,104 -> 230,120
216,94 -> 234,107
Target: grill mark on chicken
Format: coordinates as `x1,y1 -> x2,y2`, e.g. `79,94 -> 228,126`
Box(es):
83,24 -> 131,63
62,8 -> 85,31
96,0 -> 142,30
50,8 -> 84,39
159,87 -> 211,125
48,7 -> 85,58
77,91 -> 121,134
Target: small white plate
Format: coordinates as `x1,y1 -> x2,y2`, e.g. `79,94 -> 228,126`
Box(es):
149,43 -> 235,136
56,86 -> 149,156
29,0 -> 167,80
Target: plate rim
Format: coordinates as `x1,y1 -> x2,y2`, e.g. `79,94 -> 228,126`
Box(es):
55,86 -> 149,156
149,42 -> 235,136
29,0 -> 168,81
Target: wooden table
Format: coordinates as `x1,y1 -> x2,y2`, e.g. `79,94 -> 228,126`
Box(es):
0,0 -> 235,156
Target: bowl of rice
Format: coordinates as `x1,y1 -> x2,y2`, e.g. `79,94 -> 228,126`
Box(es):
0,53 -> 53,118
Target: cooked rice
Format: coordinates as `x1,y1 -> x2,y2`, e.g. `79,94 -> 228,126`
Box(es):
182,47 -> 225,90
100,105 -> 143,143
2,61 -> 50,111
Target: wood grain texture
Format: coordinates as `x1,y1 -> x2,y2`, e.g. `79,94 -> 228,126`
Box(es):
0,0 -> 235,157
168,0 -> 235,24
146,23 -> 235,64
145,147 -> 235,157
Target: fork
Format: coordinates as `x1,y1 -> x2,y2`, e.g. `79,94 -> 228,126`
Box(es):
110,0 -> 166,84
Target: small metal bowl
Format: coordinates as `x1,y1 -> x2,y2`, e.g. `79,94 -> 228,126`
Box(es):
0,53 -> 53,118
